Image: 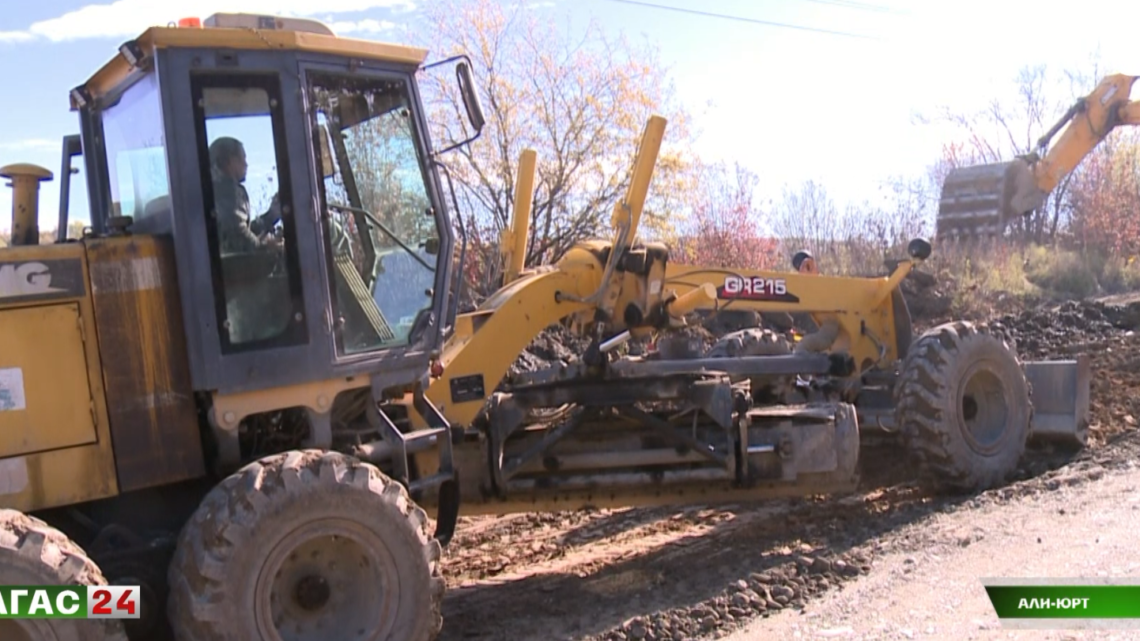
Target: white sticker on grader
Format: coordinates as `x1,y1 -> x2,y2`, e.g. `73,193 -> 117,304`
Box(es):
0,457 -> 28,495
0,368 -> 25,412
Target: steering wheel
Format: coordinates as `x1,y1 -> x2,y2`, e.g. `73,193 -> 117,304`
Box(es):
257,221 -> 286,279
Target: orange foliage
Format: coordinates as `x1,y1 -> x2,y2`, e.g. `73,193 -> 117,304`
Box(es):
671,162 -> 779,271
1067,135 -> 1140,257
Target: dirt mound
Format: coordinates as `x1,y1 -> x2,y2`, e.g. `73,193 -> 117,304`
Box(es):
898,266 -> 953,324
1086,335 -> 1140,444
509,323 -> 593,377
987,299 -> 1123,359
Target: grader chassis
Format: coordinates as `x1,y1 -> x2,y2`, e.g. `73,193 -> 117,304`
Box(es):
0,13 -> 1090,641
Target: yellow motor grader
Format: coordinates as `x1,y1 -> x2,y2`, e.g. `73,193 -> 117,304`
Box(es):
0,13 -> 1091,641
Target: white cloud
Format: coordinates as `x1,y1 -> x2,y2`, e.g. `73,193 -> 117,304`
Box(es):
0,139 -> 59,152
330,18 -> 397,35
0,31 -> 34,43
3,0 -> 415,44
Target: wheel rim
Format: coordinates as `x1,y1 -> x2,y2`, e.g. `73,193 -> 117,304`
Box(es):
255,519 -> 401,641
958,363 -> 1011,454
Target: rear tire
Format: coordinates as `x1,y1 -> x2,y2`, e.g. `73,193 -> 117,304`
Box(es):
894,321 -> 1031,493
0,510 -> 127,641
166,450 -> 444,641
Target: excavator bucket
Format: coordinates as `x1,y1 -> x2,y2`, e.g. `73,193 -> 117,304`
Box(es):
1024,355 -> 1092,450
936,159 -> 1047,240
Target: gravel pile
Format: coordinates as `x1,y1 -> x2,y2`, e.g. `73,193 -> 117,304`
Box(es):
508,323 -> 593,377
593,549 -> 873,641
986,300 -> 1126,359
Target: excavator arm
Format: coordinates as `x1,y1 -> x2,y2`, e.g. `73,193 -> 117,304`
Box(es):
937,73 -> 1140,240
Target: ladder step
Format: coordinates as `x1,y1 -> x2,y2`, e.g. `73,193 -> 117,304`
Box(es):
402,427 -> 448,443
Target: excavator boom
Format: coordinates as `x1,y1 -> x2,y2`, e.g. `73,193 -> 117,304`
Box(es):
937,73 -> 1140,240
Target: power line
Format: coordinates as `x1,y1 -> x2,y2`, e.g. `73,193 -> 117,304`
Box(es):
603,0 -> 880,40
798,0 -> 904,14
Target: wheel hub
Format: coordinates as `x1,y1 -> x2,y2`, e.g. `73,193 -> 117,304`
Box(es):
294,574 -> 331,611
257,522 -> 398,641
960,365 -> 1010,454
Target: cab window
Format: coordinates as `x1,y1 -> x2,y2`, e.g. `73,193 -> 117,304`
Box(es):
308,72 -> 441,356
101,72 -> 171,226
191,74 -> 305,352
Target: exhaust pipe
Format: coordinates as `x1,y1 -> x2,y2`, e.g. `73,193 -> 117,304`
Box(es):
1,163 -> 53,246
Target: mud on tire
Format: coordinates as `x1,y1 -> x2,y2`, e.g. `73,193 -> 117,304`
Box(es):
894,321 -> 1031,493
0,510 -> 127,641
167,450 -> 444,641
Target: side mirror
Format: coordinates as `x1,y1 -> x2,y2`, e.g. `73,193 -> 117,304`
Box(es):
422,54 -> 487,155
423,237 -> 440,255
456,62 -> 485,133
907,237 -> 932,261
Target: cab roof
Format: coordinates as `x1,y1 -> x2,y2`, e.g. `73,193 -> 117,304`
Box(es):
73,14 -> 429,109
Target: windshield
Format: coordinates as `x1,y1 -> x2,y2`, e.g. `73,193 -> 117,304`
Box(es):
309,73 -> 441,355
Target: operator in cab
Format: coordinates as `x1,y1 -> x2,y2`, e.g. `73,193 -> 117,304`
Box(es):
792,250 -> 818,275
208,136 -> 289,345
789,249 -> 840,353
209,136 -> 283,253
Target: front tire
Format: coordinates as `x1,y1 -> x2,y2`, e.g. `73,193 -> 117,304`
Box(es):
894,321 -> 1031,493
0,510 -> 127,641
166,450 -> 444,641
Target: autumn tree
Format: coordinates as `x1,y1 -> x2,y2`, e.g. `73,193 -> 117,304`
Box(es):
672,162 -> 778,270
1067,129 -> 1140,257
408,0 -> 700,296
1056,60 -> 1140,258
767,179 -> 846,262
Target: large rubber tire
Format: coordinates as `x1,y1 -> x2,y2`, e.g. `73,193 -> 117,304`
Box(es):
166,450 -> 444,641
0,510 -> 127,641
894,321 -> 1031,493
706,327 -> 791,358
708,327 -> 794,398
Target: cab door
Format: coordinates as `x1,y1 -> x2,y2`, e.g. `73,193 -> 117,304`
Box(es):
158,48 -> 330,395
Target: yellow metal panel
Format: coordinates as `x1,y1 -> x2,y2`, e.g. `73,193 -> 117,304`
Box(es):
0,304 -> 97,455
86,236 -> 206,492
663,263 -> 902,369
82,26 -> 429,104
0,446 -> 118,513
420,267 -> 598,428
145,26 -> 428,63
0,242 -> 119,512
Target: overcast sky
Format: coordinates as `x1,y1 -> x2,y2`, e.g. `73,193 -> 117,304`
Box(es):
0,0 -> 1137,232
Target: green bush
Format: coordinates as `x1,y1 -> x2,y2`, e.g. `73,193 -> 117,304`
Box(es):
1022,246 -> 1099,299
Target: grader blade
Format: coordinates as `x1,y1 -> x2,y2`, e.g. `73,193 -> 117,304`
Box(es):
936,159 -> 1046,240
1024,355 -> 1091,450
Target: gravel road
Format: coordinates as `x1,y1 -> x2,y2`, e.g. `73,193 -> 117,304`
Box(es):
724,438 -> 1140,641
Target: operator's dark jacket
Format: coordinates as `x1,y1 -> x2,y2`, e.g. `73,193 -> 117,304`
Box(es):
213,176 -> 273,254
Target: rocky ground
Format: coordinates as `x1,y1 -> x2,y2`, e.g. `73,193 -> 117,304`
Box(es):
434,288 -> 1140,641
724,433 -> 1140,641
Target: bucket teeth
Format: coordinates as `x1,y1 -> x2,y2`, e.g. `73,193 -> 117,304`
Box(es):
935,159 -> 1044,241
